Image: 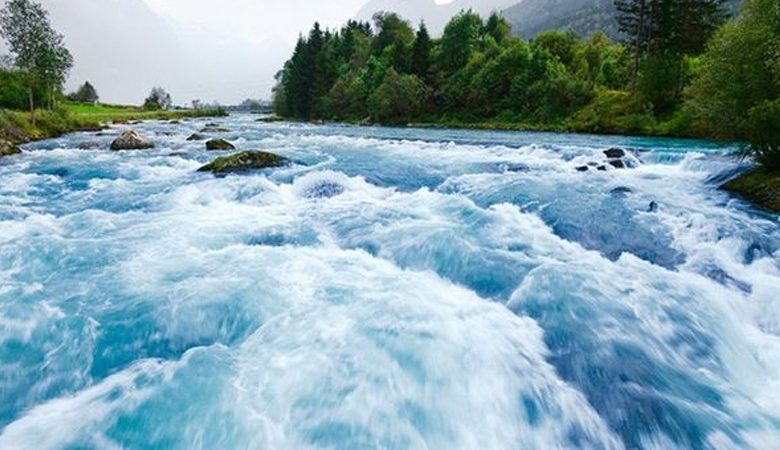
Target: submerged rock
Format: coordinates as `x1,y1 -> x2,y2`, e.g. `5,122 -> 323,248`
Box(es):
305,181 -> 345,198
576,165 -> 589,172
499,163 -> 530,173
206,138 -> 236,151
256,116 -> 283,123
610,186 -> 634,196
198,150 -> 288,174
77,141 -> 101,150
0,140 -> 22,158
199,126 -> 231,133
648,201 -> 659,213
110,130 -> 154,150
186,133 -> 207,141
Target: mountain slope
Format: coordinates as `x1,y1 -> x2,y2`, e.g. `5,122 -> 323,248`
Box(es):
503,0 -> 746,40
355,0 -> 517,34
502,0 -> 618,39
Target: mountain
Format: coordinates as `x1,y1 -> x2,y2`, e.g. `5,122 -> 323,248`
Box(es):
502,0 -> 618,40
503,0 -> 746,40
355,0 -> 747,41
355,0 -> 517,34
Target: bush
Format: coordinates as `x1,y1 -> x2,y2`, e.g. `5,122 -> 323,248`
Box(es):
743,100 -> 780,171
568,90 -> 656,135
369,69 -> 429,124
0,69 -> 46,110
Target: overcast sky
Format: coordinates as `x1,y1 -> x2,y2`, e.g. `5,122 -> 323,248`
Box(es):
1,0 -> 487,105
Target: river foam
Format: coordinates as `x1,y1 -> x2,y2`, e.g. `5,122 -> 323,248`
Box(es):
1,115 -> 779,449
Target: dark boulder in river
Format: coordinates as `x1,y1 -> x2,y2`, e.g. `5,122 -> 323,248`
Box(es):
206,138 -> 236,151
110,130 -> 154,150
0,140 -> 21,158
198,150 -> 288,175
604,148 -> 626,159
186,133 -> 207,141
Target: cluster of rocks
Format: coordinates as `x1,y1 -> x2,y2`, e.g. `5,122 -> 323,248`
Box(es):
576,148 -> 638,172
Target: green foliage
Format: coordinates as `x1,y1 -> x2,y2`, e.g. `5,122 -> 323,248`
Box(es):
325,72 -> 369,120
0,68 -> 45,109
274,11 -> 635,126
410,22 -> 433,82
685,0 -> 779,139
271,4 -> 762,142
368,69 -> 429,124
68,81 -> 99,103
144,87 -> 172,110
438,11 -> 484,75
568,90 -> 657,134
638,52 -> 690,116
0,0 -> 73,113
743,100 -> 780,170
534,31 -> 579,66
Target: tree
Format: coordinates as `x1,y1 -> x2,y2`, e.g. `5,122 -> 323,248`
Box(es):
438,10 -> 484,75
743,100 -> 780,170
368,68 -> 429,123
410,22 -> 432,82
69,81 -> 99,103
685,0 -> 779,146
483,13 -> 511,45
144,87 -> 172,110
371,12 -> 414,57
0,0 -> 73,124
615,0 -> 650,87
686,0 -> 778,133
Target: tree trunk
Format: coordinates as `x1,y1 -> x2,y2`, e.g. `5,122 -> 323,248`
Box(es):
28,87 -> 36,127
631,0 -> 646,91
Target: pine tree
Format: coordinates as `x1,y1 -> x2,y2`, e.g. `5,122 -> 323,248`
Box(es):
70,81 -> 99,103
411,22 -> 432,82
615,0 -> 650,87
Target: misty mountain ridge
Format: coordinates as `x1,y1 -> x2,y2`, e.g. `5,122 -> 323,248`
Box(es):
357,0 -> 745,40
355,0 -> 517,34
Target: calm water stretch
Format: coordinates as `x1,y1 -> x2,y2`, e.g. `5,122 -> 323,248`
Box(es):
1,115 -> 779,449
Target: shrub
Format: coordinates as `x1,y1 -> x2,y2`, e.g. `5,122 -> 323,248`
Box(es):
743,100 -> 780,171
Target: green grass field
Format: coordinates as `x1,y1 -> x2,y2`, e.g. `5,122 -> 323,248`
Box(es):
1,102 -> 226,143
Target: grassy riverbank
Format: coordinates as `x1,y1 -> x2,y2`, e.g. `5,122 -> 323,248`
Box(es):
0,102 -> 226,144
723,169 -> 780,213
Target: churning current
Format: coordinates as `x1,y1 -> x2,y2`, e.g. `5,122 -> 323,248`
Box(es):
1,115 -> 779,450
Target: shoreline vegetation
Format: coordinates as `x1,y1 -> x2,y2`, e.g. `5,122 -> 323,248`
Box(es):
271,0 -> 779,213
0,101 -> 227,145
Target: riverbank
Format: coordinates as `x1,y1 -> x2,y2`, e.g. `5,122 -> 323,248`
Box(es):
724,169 -> 780,213
0,102 -> 226,146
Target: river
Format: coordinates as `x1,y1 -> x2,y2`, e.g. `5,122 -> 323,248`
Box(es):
1,115 -> 779,449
